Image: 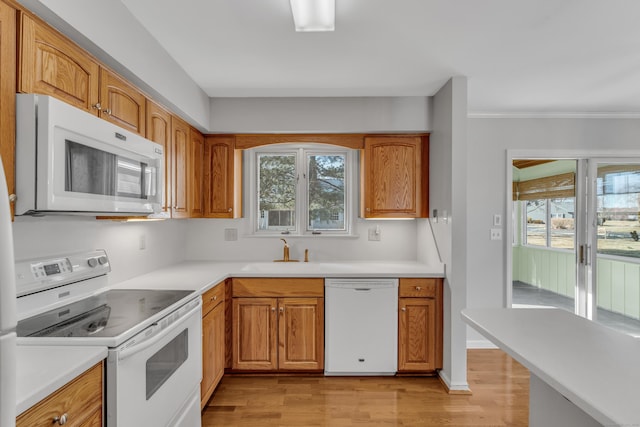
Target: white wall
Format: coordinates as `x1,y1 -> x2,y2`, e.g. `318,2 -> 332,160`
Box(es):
12,216 -> 188,285
429,76 -> 469,392
184,217 -> 439,263
210,97 -> 432,132
18,0 -> 211,130
466,117 -> 640,346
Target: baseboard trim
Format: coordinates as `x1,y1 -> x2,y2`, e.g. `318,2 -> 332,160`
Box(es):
438,370 -> 472,395
467,339 -> 498,349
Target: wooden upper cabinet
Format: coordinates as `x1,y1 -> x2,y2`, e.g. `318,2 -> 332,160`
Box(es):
19,13 -> 100,114
361,135 -> 429,219
203,135 -> 242,218
189,128 -> 204,218
0,2 -> 16,218
146,100 -> 172,216
171,116 -> 190,218
99,69 -> 146,135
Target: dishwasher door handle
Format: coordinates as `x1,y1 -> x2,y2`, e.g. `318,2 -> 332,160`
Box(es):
354,288 -> 371,291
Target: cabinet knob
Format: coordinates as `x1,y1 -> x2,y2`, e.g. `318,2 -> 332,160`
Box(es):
279,307 -> 284,313
211,295 -> 217,302
228,208 -> 233,212
8,194 -> 16,203
415,286 -> 422,291
104,108 -> 112,116
271,307 -> 276,311
92,102 -> 102,111
53,413 -> 68,425
366,207 -> 371,212
401,307 -> 406,312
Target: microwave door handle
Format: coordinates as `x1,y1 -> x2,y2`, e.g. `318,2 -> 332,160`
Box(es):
116,302 -> 201,362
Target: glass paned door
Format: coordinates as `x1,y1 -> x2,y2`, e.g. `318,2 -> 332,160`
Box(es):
588,161 -> 640,336
512,160 -> 577,314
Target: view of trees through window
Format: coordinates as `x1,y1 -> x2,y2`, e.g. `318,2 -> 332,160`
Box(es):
256,150 -> 347,233
307,154 -> 345,230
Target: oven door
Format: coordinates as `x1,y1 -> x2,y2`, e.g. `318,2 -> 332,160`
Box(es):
107,298 -> 202,427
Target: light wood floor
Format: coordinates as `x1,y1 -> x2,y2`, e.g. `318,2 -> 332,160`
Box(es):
202,349 -> 529,426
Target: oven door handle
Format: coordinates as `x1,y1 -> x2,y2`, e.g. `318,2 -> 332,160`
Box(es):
117,300 -> 201,361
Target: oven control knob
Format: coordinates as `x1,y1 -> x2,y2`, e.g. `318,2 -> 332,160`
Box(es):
98,256 -> 108,265
87,258 -> 98,268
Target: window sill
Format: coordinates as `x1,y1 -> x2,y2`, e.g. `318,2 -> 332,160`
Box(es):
244,233 -> 360,239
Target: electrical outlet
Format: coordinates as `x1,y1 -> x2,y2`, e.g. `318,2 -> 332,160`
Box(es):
368,227 -> 381,241
224,228 -> 238,241
490,228 -> 502,241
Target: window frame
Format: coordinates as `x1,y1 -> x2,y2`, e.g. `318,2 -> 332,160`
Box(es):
248,144 -> 356,237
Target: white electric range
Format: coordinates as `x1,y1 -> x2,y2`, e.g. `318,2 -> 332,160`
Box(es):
15,250 -> 202,427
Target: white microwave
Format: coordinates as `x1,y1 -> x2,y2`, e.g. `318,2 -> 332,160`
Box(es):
15,94 -> 164,216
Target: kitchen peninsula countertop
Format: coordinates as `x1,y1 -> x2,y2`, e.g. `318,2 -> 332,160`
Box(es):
462,307 -> 640,427
16,345 -> 107,415
109,260 -> 445,294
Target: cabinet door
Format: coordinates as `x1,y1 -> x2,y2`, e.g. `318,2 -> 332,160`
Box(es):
170,116 -> 190,218
398,297 -> 436,371
146,100 -> 172,215
0,2 -> 15,218
99,69 -> 146,136
16,362 -> 103,427
203,135 -> 242,218
19,14 -> 100,114
201,300 -> 225,409
189,128 -> 204,218
278,298 -> 324,371
232,298 -> 277,370
362,136 -> 428,218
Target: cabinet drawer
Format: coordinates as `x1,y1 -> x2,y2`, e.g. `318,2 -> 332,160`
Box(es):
399,278 -> 439,298
17,362 -> 103,427
202,281 -> 225,316
232,278 -> 324,297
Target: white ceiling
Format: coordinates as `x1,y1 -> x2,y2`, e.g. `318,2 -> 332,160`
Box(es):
118,0 -> 640,114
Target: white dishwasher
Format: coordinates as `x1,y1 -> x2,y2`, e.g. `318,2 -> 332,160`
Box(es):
325,278 -> 398,375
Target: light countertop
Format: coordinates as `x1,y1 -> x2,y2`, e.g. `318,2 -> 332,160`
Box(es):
109,260 -> 445,294
17,259 -> 443,415
462,307 -> 640,427
16,345 -> 107,415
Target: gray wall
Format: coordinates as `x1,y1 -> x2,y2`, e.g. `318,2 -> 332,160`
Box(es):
430,76 -> 469,391
210,97 -> 432,132
466,117 -> 640,345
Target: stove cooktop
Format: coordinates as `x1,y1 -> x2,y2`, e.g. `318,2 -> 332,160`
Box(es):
17,289 -> 195,342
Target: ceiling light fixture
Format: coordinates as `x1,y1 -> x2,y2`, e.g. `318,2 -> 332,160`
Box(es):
290,0 -> 335,32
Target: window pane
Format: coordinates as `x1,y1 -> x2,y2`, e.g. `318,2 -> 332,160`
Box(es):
597,166 -> 640,258
525,199 -> 547,246
307,154 -> 345,231
550,198 -> 575,249
257,154 -> 296,231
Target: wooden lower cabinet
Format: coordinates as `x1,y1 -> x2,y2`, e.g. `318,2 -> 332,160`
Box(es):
397,278 -> 443,373
201,283 -> 225,409
16,362 -> 103,427
231,278 -> 324,372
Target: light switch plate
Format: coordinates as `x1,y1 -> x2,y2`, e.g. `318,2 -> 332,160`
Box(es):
493,214 -> 502,226
368,227 -> 381,241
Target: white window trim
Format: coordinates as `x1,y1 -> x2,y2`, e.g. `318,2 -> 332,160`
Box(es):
247,143 -> 357,237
